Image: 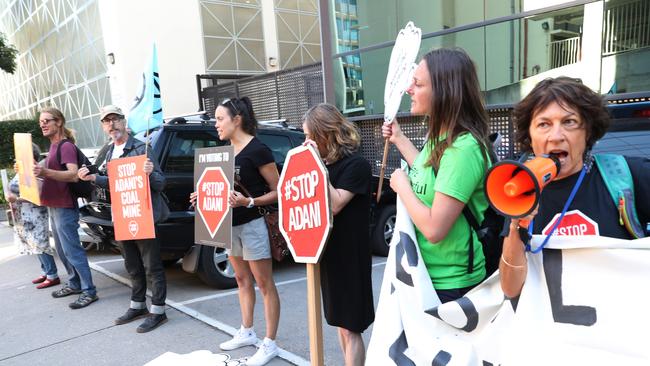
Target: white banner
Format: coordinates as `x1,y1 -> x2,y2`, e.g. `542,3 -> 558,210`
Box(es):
367,198 -> 650,366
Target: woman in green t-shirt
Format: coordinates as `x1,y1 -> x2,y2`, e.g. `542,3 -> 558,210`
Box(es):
382,48 -> 493,303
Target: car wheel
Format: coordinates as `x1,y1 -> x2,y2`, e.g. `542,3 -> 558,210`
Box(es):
372,204 -> 396,257
197,246 -> 237,289
162,259 -> 180,267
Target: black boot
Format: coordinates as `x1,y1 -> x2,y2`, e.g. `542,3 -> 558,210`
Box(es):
136,313 -> 168,333
114,308 -> 149,325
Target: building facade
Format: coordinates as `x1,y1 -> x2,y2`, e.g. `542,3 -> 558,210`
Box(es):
326,0 -> 650,117
0,0 -> 322,147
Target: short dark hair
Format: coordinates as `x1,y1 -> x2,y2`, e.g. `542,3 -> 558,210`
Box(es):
513,77 -> 610,152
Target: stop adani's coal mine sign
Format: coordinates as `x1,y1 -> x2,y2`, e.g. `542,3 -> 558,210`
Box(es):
194,145 -> 234,248
108,154 -> 155,241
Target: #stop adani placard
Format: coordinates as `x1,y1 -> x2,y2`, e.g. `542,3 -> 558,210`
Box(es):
194,145 -> 234,248
107,155 -> 155,241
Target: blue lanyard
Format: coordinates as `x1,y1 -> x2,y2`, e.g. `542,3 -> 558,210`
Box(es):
526,165 -> 588,253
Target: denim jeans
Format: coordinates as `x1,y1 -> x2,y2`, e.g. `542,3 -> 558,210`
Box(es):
117,237 -> 166,313
37,253 -> 58,279
49,207 -> 96,296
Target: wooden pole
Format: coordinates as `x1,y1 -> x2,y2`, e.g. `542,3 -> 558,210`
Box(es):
376,138 -> 390,203
306,263 -> 324,366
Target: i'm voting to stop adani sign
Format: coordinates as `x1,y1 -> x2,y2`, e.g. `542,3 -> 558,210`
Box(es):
194,145 -> 234,248
108,155 -> 155,241
278,145 -> 332,264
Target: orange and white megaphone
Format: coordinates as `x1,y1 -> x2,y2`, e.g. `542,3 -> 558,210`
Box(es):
485,154 -> 561,218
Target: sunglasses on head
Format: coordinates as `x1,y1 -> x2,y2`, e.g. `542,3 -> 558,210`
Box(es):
221,98 -> 240,115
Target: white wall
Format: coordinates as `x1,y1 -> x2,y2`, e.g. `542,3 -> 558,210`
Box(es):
98,0 -> 206,118
523,0 -> 575,12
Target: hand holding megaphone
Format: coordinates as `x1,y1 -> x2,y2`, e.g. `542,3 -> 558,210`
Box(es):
485,154 -> 561,218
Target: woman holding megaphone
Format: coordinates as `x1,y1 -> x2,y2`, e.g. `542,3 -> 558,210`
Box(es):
382,48 -> 494,303
499,77 -> 650,298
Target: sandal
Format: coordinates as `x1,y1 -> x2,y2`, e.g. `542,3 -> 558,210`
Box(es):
69,293 -> 99,309
51,286 -> 82,298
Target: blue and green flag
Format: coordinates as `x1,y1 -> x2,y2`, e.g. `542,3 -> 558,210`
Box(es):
128,44 -> 163,134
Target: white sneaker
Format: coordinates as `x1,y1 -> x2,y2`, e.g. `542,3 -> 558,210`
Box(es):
219,326 -> 258,351
246,338 -> 279,366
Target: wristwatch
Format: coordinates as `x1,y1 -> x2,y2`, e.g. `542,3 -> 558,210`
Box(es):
246,197 -> 255,208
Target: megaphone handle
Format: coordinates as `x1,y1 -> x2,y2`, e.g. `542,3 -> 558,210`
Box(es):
376,138 -> 390,203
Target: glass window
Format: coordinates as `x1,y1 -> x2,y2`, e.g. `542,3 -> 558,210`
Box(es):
257,133 -> 292,163
164,131 -> 223,173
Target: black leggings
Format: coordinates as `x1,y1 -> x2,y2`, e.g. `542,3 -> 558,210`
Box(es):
436,284 -> 476,304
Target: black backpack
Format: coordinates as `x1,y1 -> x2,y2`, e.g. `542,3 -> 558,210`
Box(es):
55,139 -> 94,200
462,204 -> 505,277
463,133 -> 506,278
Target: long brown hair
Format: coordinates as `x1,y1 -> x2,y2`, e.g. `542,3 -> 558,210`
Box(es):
421,48 -> 490,168
40,106 -> 76,144
302,103 -> 360,163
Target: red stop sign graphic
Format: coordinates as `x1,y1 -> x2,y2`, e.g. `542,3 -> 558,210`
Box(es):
542,209 -> 600,236
196,167 -> 231,238
278,145 -> 332,263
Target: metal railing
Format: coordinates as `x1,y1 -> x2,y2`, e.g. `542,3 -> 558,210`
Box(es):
603,0 -> 650,55
550,36 -> 581,68
197,63 -> 324,127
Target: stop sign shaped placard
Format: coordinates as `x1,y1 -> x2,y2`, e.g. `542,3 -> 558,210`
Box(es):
196,167 -> 231,238
278,145 -> 332,263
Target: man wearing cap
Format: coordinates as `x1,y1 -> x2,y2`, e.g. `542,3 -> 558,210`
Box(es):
78,105 -> 170,332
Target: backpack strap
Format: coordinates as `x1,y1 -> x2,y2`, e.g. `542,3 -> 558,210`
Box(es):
462,207 -> 480,273
594,154 -> 645,238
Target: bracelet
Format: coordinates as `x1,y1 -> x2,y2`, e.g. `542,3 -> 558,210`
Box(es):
500,254 -> 526,269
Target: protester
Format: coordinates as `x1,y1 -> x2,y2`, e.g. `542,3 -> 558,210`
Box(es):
77,105 -> 169,332
191,97 -> 280,366
381,48 -> 493,303
500,77 -> 650,298
33,107 -> 98,309
302,103 -> 374,366
8,144 -> 60,289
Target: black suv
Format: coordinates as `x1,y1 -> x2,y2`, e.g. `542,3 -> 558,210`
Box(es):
79,114 -> 306,288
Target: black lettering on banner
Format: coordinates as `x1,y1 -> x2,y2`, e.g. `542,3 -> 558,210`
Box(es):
543,249 -> 597,326
432,351 -> 451,366
424,297 -> 479,332
395,232 -> 417,287
456,297 -> 479,332
482,361 -> 494,366
391,283 -> 395,294
388,330 -> 416,366
509,295 -> 520,313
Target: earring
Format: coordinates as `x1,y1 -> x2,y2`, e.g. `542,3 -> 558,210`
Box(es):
583,149 -> 594,172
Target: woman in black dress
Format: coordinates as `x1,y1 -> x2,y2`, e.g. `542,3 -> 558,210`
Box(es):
301,103 -> 374,366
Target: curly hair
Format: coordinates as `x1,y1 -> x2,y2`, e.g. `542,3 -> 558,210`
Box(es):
513,77 -> 610,152
301,103 -> 360,164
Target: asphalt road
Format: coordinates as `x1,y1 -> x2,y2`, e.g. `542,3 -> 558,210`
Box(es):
0,222 -> 387,366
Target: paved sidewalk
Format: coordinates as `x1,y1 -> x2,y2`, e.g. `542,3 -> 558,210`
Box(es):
0,223 -> 292,366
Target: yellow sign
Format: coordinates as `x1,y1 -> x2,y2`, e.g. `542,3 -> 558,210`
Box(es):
13,133 -> 41,206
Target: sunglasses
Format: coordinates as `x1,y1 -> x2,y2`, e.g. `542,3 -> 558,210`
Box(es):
39,118 -> 57,125
221,98 -> 240,115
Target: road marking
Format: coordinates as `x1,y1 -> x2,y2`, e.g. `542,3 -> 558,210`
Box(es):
91,258 -> 125,265
179,261 -> 386,306
89,262 -> 309,366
